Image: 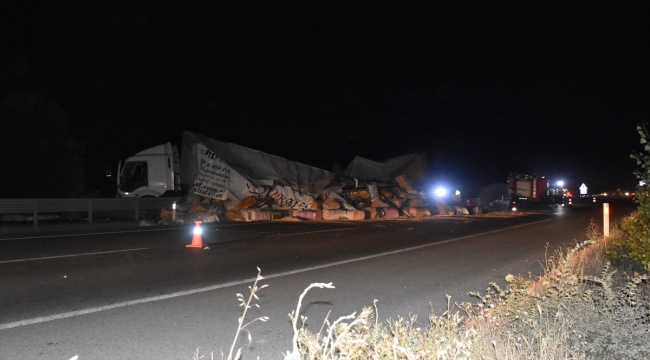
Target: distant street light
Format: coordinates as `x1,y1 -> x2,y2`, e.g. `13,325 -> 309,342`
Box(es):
557,180 -> 564,187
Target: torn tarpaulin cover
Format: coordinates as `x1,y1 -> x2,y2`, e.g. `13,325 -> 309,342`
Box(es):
181,131 -> 336,206
342,153 -> 427,185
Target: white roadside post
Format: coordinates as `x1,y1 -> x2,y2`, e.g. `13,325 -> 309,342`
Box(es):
603,203 -> 610,237
172,201 -> 177,221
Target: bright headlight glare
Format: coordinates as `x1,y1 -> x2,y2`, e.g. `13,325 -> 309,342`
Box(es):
434,187 -> 447,197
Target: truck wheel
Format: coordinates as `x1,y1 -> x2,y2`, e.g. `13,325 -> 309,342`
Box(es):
138,196 -> 157,219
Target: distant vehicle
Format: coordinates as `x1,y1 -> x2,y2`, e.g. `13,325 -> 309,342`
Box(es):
117,142 -> 182,198
507,173 -> 565,210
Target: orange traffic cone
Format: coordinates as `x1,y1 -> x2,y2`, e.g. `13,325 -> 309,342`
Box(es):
186,221 -> 204,248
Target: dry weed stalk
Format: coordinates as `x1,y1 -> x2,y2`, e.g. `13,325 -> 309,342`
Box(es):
193,268 -> 268,360
227,267 -> 269,360
284,282 -> 335,360
192,348 -> 214,360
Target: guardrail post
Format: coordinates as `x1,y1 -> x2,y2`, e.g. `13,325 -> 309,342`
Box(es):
33,200 -> 38,229
88,199 -> 93,223
134,198 -> 139,221
603,203 -> 610,237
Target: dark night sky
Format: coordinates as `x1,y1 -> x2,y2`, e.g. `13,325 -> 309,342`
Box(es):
2,3 -> 649,194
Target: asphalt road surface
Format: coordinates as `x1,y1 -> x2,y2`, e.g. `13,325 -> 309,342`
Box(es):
0,200 -> 634,359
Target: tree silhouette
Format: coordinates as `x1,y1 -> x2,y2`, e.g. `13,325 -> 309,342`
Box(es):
0,91 -> 85,198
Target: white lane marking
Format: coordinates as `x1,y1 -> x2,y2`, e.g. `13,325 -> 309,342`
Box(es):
0,218 -> 551,330
264,227 -> 352,238
0,222 -> 267,241
0,248 -> 150,264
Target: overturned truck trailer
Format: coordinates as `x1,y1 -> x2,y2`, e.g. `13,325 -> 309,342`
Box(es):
122,131 -> 431,222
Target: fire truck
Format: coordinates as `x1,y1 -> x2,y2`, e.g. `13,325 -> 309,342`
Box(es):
507,173 -> 565,210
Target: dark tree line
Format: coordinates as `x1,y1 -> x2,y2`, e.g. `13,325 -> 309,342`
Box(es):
0,91 -> 85,198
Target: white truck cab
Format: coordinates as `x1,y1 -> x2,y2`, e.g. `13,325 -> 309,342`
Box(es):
117,142 -> 180,198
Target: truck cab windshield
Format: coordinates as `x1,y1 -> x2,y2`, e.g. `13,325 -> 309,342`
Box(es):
119,161 -> 148,192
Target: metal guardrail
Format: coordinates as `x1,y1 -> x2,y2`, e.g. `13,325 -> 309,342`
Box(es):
0,198 -> 181,226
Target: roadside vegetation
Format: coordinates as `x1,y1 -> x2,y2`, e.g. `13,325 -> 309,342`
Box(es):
194,126 -> 650,359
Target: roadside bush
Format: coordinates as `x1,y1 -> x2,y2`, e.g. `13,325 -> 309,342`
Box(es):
607,121 -> 650,267
607,215 -> 650,267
